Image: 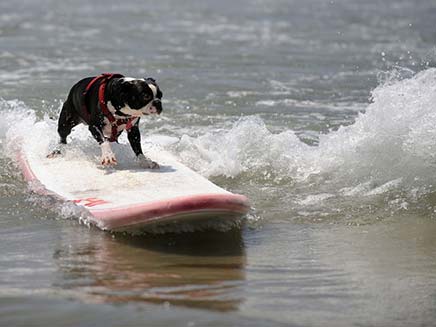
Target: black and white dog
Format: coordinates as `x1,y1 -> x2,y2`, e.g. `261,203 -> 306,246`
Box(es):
48,74 -> 163,168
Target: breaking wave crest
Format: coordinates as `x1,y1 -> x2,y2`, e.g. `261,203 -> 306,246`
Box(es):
176,69 -> 436,181
174,68 -> 436,222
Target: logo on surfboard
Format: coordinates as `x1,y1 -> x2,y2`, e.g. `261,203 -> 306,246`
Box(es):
73,197 -> 109,207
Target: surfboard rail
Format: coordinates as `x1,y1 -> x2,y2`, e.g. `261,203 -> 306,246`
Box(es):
89,193 -> 250,231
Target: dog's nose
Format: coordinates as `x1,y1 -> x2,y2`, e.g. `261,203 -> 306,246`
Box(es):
152,99 -> 162,115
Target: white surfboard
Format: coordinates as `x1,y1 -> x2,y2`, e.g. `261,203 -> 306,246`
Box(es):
17,141 -> 250,232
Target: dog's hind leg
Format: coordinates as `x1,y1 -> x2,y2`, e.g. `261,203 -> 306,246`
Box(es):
47,101 -> 80,158
58,100 -> 82,144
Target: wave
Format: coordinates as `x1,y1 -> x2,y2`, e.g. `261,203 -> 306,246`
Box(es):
3,68 -> 436,224
172,68 -> 436,221
175,68 -> 436,181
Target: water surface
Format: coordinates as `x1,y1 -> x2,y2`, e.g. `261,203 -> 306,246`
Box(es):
2,0 -> 436,326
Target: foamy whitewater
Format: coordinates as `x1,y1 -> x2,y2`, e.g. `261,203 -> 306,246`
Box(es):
2,68 -> 436,225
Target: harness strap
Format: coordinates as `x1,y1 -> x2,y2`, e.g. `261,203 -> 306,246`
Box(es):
82,73 -> 136,142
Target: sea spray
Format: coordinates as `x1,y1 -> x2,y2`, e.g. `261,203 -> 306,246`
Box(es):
174,116 -> 308,179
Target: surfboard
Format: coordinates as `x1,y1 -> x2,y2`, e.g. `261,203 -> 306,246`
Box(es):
17,142 -> 250,232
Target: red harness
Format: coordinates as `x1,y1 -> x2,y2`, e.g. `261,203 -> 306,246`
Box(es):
83,73 -> 136,142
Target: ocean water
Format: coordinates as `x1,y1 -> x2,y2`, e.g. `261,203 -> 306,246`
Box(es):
2,0 -> 436,326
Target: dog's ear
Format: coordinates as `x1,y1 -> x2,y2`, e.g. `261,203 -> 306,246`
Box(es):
121,79 -> 133,88
111,78 -> 122,93
112,78 -> 132,92
120,79 -> 134,98
110,79 -> 133,109
145,77 -> 156,83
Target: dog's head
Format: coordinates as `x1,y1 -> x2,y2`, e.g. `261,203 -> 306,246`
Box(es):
113,77 -> 163,117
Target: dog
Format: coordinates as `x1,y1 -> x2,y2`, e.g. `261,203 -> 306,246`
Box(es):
48,73 -> 163,168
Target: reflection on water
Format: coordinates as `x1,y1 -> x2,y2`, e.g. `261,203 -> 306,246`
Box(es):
53,227 -> 246,311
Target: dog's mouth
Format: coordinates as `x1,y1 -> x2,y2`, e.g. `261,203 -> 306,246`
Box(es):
150,99 -> 162,115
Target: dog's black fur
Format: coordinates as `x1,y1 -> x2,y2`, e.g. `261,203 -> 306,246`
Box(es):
50,75 -> 163,168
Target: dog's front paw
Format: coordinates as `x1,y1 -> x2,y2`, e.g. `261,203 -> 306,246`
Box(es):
47,144 -> 66,158
137,154 -> 160,169
46,149 -> 62,159
100,141 -> 117,166
101,153 -> 117,166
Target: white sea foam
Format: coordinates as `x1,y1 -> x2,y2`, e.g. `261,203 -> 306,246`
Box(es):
174,69 -> 436,182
